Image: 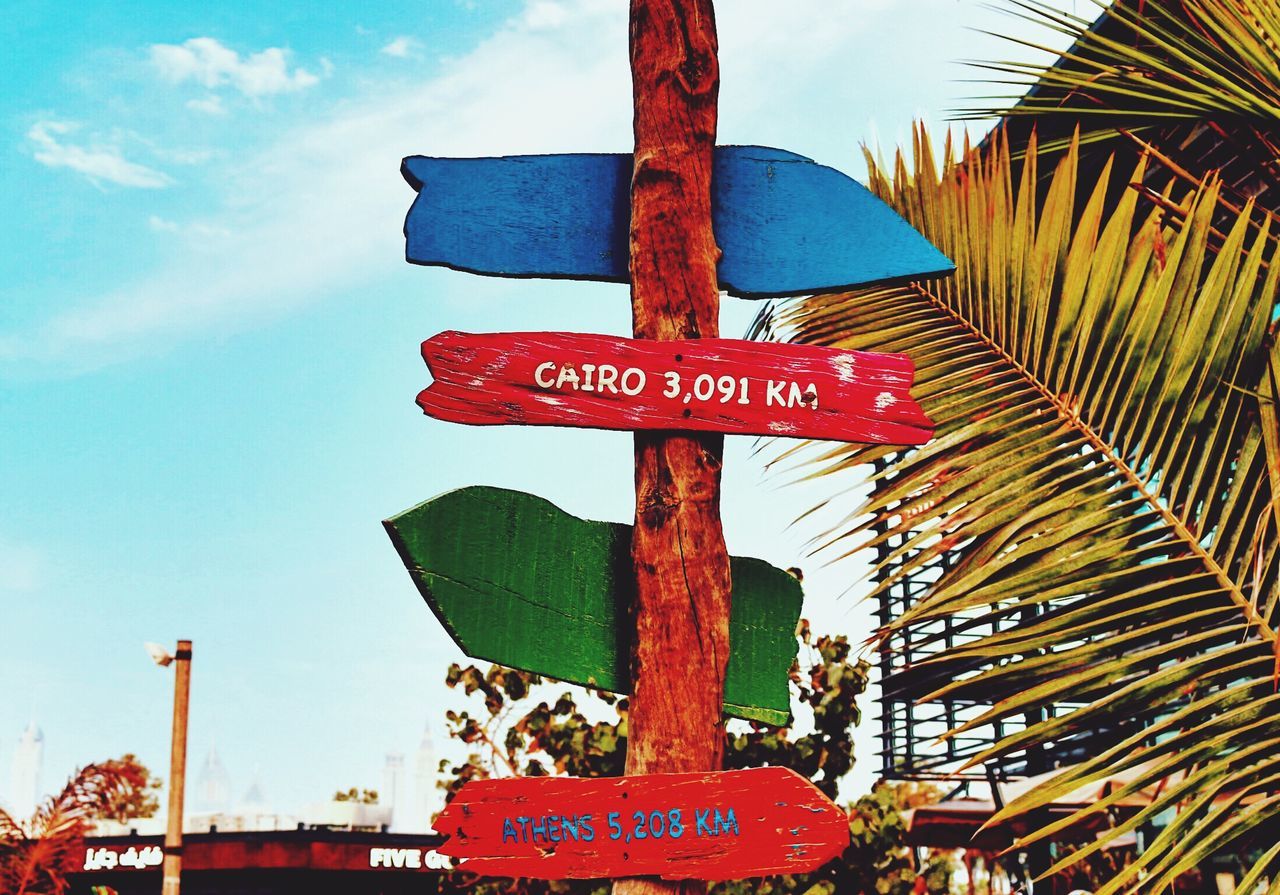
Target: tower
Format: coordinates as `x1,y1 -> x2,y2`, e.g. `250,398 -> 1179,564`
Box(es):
9,720 -> 44,820
382,752 -> 406,831
411,724 -> 438,831
195,742 -> 231,812
240,767 -> 266,810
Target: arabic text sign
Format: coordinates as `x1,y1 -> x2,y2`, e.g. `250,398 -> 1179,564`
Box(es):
83,845 -> 164,871
435,767 -> 848,880
418,331 -> 933,445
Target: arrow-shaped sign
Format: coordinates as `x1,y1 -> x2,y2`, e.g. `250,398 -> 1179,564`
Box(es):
416,330 -> 933,445
383,486 -> 802,725
401,145 -> 953,298
435,767 -> 849,880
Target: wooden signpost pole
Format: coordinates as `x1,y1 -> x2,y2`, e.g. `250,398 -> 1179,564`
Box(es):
621,2 -> 726,894
395,2 -> 950,882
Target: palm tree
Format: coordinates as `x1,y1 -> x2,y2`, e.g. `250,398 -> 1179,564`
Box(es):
756,2 -> 1280,891
0,763 -> 135,895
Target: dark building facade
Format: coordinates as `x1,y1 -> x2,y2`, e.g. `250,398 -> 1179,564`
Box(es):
72,829 -> 451,895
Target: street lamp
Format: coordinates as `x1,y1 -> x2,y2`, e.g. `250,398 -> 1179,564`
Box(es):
146,640 -> 191,895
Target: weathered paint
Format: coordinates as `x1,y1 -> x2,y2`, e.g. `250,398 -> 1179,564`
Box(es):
401,146 -> 954,298
434,767 -> 849,880
382,486 -> 801,726
620,11 -> 731,895
417,330 -> 934,445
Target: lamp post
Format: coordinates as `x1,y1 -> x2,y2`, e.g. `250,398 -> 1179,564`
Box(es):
146,640 -> 191,895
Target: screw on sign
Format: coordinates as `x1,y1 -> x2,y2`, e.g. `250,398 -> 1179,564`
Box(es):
435,768 -> 849,881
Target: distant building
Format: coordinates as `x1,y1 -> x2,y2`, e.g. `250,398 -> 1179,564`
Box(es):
382,752 -> 407,831
178,763 -> 285,836
92,753 -> 394,838
91,725 -> 443,840
298,797 -> 392,832
9,720 -> 44,820
411,724 -> 439,831
240,768 -> 266,809
74,826 -> 448,894
195,742 -> 231,812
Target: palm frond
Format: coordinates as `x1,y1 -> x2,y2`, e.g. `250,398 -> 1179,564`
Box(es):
1261,335 -> 1280,535
0,763 -> 135,895
964,0 -> 1280,254
963,0 -> 1280,128
765,124 -> 1280,893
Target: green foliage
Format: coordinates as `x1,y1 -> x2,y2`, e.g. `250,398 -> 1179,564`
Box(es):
761,107 -> 1280,891
711,780 -> 956,895
439,659 -> 625,803
723,622 -> 863,800
90,754 -> 161,823
433,622 -> 959,895
965,0 -> 1280,152
844,783 -> 951,895
771,2 -> 1280,891
333,787 -> 379,804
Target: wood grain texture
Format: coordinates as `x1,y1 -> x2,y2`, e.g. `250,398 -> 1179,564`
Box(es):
417,330 -> 933,445
382,486 -> 802,725
435,767 -> 849,881
400,146 -> 954,298
622,2 -> 726,894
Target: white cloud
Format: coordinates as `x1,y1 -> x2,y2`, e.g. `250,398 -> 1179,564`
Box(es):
4,1 -> 629,368
148,215 -> 233,243
27,120 -> 172,189
1,0 -> 1073,373
151,37 -> 321,97
380,36 -> 419,58
186,95 -> 227,115
522,1 -> 568,30
156,146 -> 214,165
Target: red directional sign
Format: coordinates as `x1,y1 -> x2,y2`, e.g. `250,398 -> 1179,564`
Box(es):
434,767 -> 848,881
417,331 -> 932,444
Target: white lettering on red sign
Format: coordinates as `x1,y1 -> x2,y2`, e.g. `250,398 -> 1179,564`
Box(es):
84,845 -> 164,871
369,847 -> 423,869
533,362 -> 816,410
367,847 -> 449,870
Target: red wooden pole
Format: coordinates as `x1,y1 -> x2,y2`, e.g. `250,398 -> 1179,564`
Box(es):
619,2 -> 728,894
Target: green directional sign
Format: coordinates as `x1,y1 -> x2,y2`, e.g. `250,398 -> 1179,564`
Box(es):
383,486 -> 801,725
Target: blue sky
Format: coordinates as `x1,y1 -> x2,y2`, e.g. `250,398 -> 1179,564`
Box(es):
0,0 -> 1074,816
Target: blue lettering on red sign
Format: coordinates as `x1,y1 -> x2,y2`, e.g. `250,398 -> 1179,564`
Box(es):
502,807 -> 739,845
502,814 -> 598,844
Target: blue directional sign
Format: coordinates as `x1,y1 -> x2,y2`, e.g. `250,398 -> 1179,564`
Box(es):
401,145 -> 953,298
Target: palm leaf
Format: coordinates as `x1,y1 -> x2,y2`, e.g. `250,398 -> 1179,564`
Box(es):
0,763 -> 134,895
964,0 -> 1280,130
965,0 -> 1280,245
763,125 -> 1280,893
